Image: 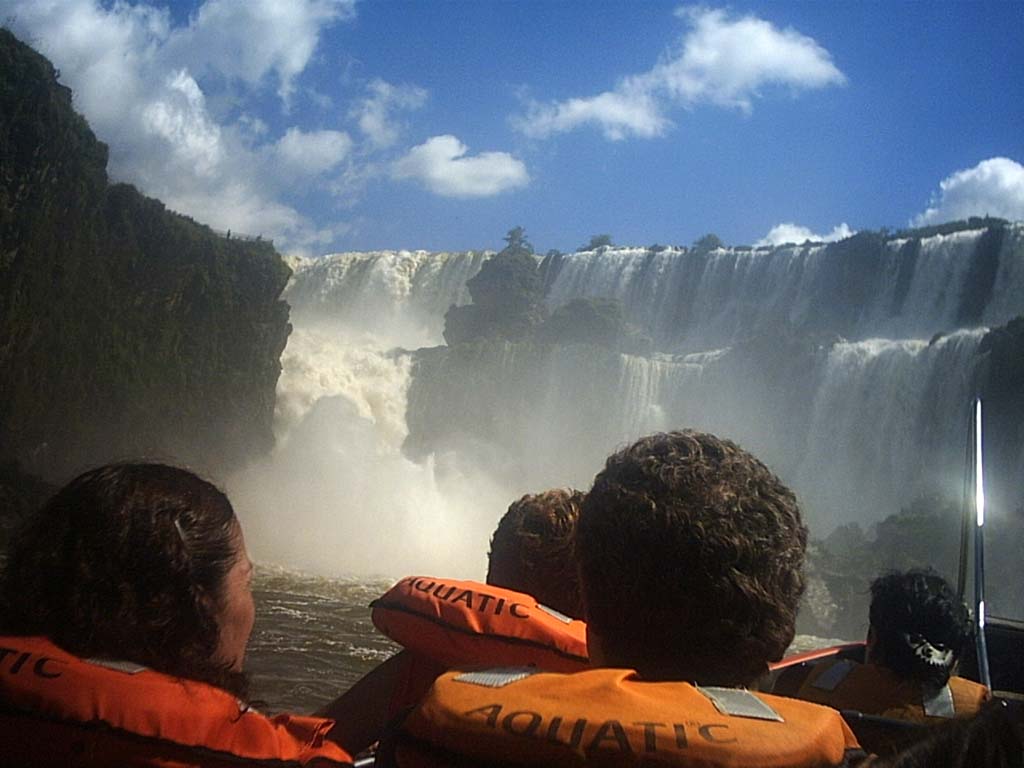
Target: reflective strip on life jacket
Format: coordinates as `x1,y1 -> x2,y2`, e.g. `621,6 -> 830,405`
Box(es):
794,658 -> 990,722
0,635 -> 352,767
390,667 -> 862,768
371,576 -> 589,672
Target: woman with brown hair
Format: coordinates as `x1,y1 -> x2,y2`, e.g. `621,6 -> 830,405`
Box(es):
0,462 -> 351,767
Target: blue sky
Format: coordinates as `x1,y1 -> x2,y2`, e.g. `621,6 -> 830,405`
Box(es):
4,0 -> 1023,255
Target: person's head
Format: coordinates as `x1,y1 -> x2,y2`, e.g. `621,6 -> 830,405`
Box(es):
576,430 -> 807,686
487,489 -> 585,619
0,462 -> 254,695
867,569 -> 971,688
873,700 -> 1024,768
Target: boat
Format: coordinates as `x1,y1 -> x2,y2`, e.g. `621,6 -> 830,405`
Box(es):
765,397 -> 1024,750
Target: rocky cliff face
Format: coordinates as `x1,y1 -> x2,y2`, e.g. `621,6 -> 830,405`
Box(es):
0,29 -> 291,480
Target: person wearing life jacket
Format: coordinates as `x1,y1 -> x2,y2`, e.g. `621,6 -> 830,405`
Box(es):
0,462 -> 352,767
868,699 -> 1024,768
384,430 -> 865,767
787,569 -> 989,754
320,489 -> 587,755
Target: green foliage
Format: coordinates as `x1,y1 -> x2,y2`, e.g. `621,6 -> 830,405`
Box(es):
0,30 -> 292,478
538,297 -> 652,354
692,233 -> 724,252
465,249 -> 542,319
802,492 -> 1024,638
443,231 -> 545,345
503,226 -> 533,254
579,234 -> 613,251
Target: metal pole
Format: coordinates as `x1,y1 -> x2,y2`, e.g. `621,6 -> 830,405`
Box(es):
973,397 -> 992,691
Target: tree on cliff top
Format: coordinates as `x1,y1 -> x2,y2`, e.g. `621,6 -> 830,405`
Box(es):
443,228 -> 545,345
693,233 -> 724,252
579,234 -> 613,251
503,225 -> 533,254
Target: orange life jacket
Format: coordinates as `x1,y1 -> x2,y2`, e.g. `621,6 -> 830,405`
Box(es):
387,667 -> 863,768
792,657 -> 990,722
371,576 -> 589,673
0,635 -> 353,767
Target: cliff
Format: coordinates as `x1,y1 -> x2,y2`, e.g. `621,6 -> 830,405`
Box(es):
0,29 -> 291,480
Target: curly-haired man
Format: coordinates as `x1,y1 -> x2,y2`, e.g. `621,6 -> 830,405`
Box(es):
487,488 -> 585,619
576,429 -> 808,686
391,432 -> 862,767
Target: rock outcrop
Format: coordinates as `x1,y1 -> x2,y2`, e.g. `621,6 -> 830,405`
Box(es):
0,29 -> 291,480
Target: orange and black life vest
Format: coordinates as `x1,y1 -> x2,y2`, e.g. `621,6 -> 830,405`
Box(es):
371,576 -> 589,673
792,657 -> 990,722
386,667 -> 863,768
0,635 -> 353,767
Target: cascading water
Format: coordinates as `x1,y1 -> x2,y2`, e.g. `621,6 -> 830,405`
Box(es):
546,225 -> 1024,350
794,330 -> 987,529
227,251 -> 506,580
232,226 -> 1024,578
285,249 -> 489,347
232,228 -> 1022,709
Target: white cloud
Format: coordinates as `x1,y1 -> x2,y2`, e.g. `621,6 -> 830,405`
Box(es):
351,79 -> 428,149
164,0 -> 356,104
520,87 -> 668,142
141,70 -> 224,178
2,0 -> 356,251
756,222 -> 854,247
912,158 -> 1024,226
517,6 -> 845,140
274,127 -> 353,177
391,135 -> 529,198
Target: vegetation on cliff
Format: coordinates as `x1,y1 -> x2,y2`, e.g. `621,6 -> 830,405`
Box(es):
801,494 -> 1023,639
537,298 -> 653,354
0,29 -> 291,480
444,227 -> 650,353
443,228 -> 545,345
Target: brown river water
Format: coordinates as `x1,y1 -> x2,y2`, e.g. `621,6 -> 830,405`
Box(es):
245,565 -> 848,714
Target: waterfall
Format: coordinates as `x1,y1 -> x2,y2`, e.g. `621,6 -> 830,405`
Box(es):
285,249 -> 489,347
228,253 -> 507,580
546,224 -> 1024,350
794,330 -> 986,529
231,227 -> 1023,580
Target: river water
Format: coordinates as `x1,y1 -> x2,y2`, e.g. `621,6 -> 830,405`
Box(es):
246,567 -> 397,713
244,565 -> 849,714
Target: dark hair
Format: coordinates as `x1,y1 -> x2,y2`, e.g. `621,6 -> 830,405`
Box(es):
868,569 -> 972,688
0,463 -> 247,696
487,489 -> 585,619
874,700 -> 1024,768
576,430 -> 807,686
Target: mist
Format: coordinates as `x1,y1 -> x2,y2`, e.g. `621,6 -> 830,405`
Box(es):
226,234 -> 1024,595
228,324 -> 511,580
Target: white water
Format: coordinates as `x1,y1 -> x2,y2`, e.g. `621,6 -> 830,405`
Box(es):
230,230 -> 1023,578
547,226 -> 1024,349
228,252 -> 508,580
794,330 -> 986,528
285,249 -> 489,346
